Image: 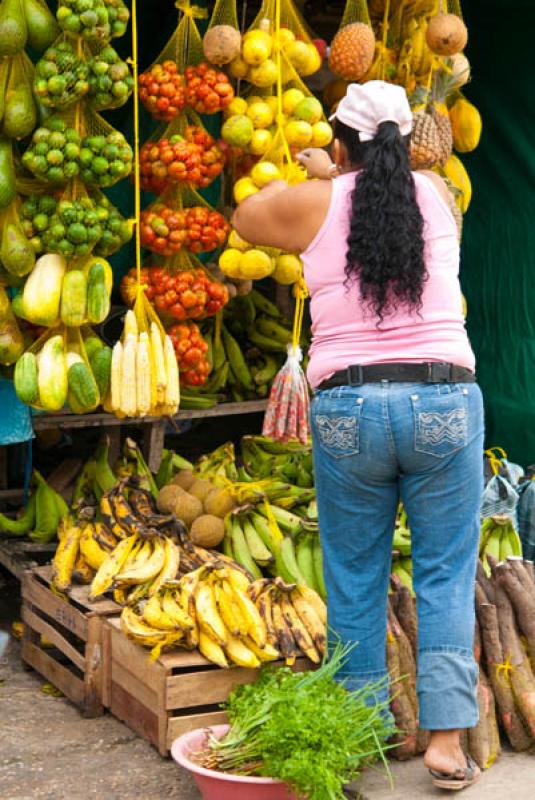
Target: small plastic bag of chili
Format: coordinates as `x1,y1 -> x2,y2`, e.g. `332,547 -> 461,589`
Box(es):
140,185 -> 230,257
121,252 -> 229,324
262,344 -> 310,444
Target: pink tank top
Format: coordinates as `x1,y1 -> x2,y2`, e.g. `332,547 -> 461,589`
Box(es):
302,171 -> 475,388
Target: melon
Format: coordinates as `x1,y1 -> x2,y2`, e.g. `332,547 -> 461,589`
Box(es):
426,14 -> 468,56
329,23 -> 376,81
203,25 -> 242,65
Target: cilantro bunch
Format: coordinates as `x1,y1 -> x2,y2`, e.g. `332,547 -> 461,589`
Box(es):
202,645 -> 395,800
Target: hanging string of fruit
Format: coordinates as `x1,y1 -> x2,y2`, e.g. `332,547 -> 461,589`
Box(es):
326,0 -> 480,237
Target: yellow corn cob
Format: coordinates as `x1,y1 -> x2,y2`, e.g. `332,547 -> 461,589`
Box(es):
124,309 -> 138,339
150,322 -> 167,405
136,332 -> 151,416
163,334 -> 180,412
110,340 -> 123,412
120,334 -> 137,417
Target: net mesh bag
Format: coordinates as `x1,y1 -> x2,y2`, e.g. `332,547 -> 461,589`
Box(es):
139,184 -> 229,258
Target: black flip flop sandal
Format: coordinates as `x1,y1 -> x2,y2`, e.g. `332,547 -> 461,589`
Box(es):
429,753 -> 481,791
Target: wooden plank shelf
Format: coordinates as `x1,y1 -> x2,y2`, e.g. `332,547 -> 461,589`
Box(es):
31,401 -> 268,430
21,566 -> 119,717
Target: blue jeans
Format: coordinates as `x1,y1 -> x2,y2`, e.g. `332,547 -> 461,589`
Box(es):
310,381 -> 484,730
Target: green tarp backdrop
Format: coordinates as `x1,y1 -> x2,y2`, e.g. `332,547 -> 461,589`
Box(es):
462,0 -> 535,465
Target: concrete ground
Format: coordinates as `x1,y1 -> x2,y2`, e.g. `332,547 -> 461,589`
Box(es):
0,576 -> 534,800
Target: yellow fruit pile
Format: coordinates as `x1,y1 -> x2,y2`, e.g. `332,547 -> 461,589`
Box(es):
222,90 -> 332,156
229,22 -> 321,86
220,229 -> 302,285
120,565 -> 327,668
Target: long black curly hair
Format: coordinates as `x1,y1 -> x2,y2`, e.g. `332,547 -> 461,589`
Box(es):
334,118 -> 426,323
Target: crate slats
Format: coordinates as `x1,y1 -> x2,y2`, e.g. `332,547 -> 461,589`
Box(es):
20,567 -> 119,718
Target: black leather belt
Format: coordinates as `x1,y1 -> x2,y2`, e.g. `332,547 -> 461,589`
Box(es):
318,362 -> 476,391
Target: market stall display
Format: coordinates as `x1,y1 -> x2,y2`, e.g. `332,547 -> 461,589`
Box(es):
4,0 -> 529,792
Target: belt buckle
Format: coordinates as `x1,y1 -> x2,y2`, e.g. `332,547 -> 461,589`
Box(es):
347,365 -> 363,386
426,362 -> 451,383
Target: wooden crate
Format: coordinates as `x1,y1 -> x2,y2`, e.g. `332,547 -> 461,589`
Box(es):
21,565 -> 119,717
106,617 -> 310,756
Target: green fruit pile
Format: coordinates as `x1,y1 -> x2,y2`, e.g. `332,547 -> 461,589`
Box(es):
20,195 -> 58,254
79,131 -> 132,187
22,117 -> 81,185
87,45 -> 133,110
42,198 -> 103,257
92,194 -> 132,256
34,42 -> 89,108
103,0 -> 130,39
56,0 -> 111,41
20,193 -> 131,258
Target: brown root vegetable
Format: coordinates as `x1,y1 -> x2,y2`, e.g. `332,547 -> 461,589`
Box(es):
189,514 -> 225,548
507,557 -> 535,602
468,667 -> 491,771
478,602 -> 532,751
474,619 -> 482,665
495,561 -> 535,669
386,621 -> 417,760
483,668 -> 502,767
476,560 -> 495,604
494,572 -> 535,739
391,579 -> 418,657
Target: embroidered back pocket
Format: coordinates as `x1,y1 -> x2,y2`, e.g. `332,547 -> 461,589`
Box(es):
412,389 -> 468,458
312,395 -> 363,458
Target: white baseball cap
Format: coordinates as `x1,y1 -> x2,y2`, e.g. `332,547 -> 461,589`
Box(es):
329,80 -> 413,142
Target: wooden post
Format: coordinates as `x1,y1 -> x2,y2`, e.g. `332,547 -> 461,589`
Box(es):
143,420 -> 166,473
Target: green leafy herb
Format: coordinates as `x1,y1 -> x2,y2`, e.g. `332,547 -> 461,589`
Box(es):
201,644 -> 396,800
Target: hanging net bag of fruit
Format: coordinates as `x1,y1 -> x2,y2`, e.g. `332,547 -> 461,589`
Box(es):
1,51 -> 37,141
262,279 -> 310,444
138,184 -> 230,258
139,108 -> 227,195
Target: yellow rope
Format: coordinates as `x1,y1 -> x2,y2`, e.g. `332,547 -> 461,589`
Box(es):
495,656 -> 514,687
129,0 -> 142,288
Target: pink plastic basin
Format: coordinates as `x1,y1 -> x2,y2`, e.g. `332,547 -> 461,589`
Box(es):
171,724 -> 297,800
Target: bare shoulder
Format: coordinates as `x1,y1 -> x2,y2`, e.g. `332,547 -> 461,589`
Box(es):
416,170 -> 451,205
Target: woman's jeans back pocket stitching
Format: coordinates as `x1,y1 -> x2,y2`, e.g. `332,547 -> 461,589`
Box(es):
313,399 -> 363,458
412,392 -> 468,458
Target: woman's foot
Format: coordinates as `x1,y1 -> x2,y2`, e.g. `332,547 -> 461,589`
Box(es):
424,732 -> 480,791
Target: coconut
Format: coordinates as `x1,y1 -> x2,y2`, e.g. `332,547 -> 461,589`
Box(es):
172,469 -> 196,490
203,25 -> 241,66
157,484 -> 185,514
189,478 -> 215,502
426,14 -> 468,56
449,52 -> 471,88
204,487 -> 236,518
189,514 -> 225,548
173,492 -> 203,527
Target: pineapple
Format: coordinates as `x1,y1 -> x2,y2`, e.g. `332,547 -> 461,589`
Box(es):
329,23 -> 376,81
410,107 -> 443,170
409,73 -> 454,170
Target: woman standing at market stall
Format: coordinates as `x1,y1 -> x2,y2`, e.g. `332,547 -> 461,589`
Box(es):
233,81 -> 484,792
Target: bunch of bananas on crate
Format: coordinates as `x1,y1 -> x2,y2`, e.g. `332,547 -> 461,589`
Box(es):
119,563 -> 326,668
479,516 -> 523,576
182,289 -> 307,409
